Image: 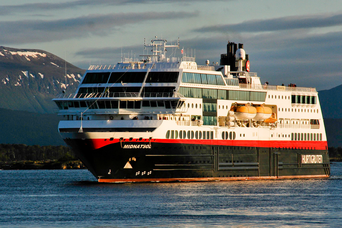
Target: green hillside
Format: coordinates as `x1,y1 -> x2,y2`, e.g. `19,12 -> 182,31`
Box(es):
0,108 -> 65,146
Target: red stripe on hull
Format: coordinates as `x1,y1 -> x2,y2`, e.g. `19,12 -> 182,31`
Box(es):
88,138 -> 328,150
98,175 -> 329,183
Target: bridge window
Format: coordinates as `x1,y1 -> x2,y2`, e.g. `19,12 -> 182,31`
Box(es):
146,72 -> 179,83
82,72 -> 110,84
109,72 -> 146,83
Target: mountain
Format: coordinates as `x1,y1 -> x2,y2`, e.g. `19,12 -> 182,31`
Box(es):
0,46 -> 85,114
0,108 -> 64,146
319,85 -> 342,119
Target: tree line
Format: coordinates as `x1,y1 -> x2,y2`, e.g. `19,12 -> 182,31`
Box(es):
0,144 -> 75,162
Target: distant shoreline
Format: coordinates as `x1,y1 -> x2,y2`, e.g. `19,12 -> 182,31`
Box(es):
0,160 -> 85,170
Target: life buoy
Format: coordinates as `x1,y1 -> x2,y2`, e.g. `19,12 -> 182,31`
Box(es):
109,116 -> 114,120
246,60 -> 250,72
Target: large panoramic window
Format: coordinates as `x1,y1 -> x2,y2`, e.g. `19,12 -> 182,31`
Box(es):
108,72 -> 146,83
146,72 -> 179,83
179,87 -> 266,102
181,73 -> 225,86
82,72 -> 110,84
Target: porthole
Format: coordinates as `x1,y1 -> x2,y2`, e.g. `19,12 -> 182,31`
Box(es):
222,132 -> 225,139
187,131 -> 190,139
166,130 -> 170,139
183,130 -> 186,139
199,131 -> 202,139
191,131 -> 194,139
195,131 -> 198,139
188,103 -> 190,108
195,103 -> 198,108
179,131 -> 183,139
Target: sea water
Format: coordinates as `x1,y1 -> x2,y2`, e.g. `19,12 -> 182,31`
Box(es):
0,163 -> 341,227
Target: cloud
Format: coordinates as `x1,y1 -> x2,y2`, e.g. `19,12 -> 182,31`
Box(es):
0,11 -> 198,44
194,12 -> 342,33
76,29 -> 342,90
0,0 -> 223,15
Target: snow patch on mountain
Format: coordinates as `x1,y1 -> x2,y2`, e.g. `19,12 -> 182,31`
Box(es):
60,83 -> 66,90
1,77 -> 8,84
22,71 -> 28,78
50,62 -> 60,67
38,73 -> 44,79
10,51 -> 47,59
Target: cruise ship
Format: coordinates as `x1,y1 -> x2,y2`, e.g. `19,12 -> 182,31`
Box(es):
53,37 -> 330,182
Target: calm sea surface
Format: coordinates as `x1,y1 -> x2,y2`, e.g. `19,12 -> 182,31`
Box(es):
0,163 -> 341,228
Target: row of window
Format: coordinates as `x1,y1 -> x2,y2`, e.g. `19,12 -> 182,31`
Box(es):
268,94 -> 290,100
179,87 -> 266,101
82,72 -> 179,84
291,133 -> 323,141
279,119 -> 320,126
77,86 -> 175,98
291,95 -> 317,104
203,103 -> 217,113
203,116 -> 217,126
278,107 -> 319,113
181,72 -> 225,85
221,131 -> 237,140
55,100 -> 179,110
166,130 -> 214,139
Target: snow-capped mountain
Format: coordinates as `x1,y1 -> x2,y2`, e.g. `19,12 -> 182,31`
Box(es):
0,46 -> 85,113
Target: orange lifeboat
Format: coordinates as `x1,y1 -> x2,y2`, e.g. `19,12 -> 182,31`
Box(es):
254,105 -> 272,121
264,113 -> 277,123
231,104 -> 256,120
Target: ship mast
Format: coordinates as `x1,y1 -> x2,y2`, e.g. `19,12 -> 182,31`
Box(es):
141,36 -> 179,62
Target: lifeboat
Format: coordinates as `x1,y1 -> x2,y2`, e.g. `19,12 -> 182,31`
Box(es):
264,113 -> 277,123
231,103 -> 256,120
254,105 -> 272,121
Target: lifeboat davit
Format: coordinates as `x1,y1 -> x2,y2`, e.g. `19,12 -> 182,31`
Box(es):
232,104 -> 256,120
254,105 -> 272,121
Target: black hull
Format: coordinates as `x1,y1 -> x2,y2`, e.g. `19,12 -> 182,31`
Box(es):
65,139 -> 330,182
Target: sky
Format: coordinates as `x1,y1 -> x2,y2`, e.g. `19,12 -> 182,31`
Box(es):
1,0 -> 342,90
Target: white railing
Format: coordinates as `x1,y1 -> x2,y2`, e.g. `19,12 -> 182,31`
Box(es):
239,83 -> 317,92
55,91 -> 178,99
88,65 -> 116,70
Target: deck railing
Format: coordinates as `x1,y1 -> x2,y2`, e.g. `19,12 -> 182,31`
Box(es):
239,84 -> 316,92
55,91 -> 180,99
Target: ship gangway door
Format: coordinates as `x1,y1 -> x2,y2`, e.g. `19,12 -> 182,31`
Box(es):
258,148 -> 270,176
